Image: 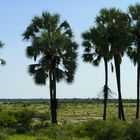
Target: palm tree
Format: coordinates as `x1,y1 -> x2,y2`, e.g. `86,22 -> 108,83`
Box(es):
22,12 -> 78,124
128,3 -> 140,119
96,8 -> 131,120
82,25 -> 110,120
0,41 -> 6,65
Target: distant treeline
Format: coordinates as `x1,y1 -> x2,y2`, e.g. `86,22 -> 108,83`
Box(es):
0,98 -> 137,104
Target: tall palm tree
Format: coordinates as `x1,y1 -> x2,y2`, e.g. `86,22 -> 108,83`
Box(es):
128,4 -> 140,119
96,8 -> 131,120
82,25 -> 110,120
22,12 -> 78,124
0,41 -> 6,65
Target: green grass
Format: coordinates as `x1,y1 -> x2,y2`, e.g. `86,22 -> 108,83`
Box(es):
0,102 -> 137,123
0,102 -> 139,140
7,135 -> 56,140
1,120 -> 140,140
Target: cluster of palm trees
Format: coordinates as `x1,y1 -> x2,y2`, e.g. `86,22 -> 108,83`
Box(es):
82,4 -> 140,120
82,4 -> 140,121
22,4 -> 140,124
82,8 -> 131,121
1,4 -> 140,124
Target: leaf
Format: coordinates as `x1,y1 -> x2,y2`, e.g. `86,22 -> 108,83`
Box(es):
0,41 -> 4,48
111,62 -> 114,72
23,11 -> 78,86
59,20 -> 70,29
0,59 -> 6,65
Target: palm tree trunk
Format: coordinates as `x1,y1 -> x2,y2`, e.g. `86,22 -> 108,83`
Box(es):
52,71 -> 57,124
103,58 -> 108,121
49,71 -> 57,124
136,63 -> 140,119
49,71 -> 53,123
114,58 -> 125,120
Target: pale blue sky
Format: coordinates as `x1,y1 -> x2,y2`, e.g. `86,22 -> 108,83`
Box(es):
0,0 -> 138,99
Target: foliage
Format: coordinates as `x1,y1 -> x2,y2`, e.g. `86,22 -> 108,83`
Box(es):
0,133 -> 8,140
1,119 -> 140,139
0,108 -> 50,134
0,111 -> 16,127
23,11 -> 78,85
22,11 -> 78,124
125,120 -> 140,140
1,102 -> 140,139
14,109 -> 35,133
0,41 -> 6,65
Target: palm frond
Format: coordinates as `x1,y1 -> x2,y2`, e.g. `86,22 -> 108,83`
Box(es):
0,41 -> 4,48
63,29 -> 73,38
65,70 -> 75,83
92,59 -> 99,66
22,25 -> 35,40
0,59 -> 6,65
23,11 -> 78,86
34,68 -> 48,85
26,46 -> 35,58
129,4 -> 140,21
54,68 -> 65,82
59,20 -> 70,29
111,62 -> 114,72
82,53 -> 93,63
32,16 -> 42,29
82,41 -> 92,49
28,64 -> 40,75
82,31 -> 91,40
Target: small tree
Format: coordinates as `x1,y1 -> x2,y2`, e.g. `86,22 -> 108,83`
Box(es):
23,12 -> 78,124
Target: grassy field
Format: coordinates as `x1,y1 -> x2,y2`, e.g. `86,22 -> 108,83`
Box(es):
0,101 -> 139,140
0,102 -> 136,123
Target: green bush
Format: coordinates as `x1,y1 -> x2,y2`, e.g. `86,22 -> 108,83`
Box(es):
0,111 -> 16,127
0,132 -> 8,140
72,120 -> 127,139
3,113 -> 140,140
14,109 -> 34,134
94,120 -> 127,140
125,120 -> 140,140
34,112 -> 50,128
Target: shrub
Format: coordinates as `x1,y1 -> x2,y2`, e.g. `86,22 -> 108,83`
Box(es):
73,120 -> 127,139
0,132 -> 8,140
126,120 -> 140,140
0,111 -> 16,127
35,112 -> 50,127
95,120 -> 127,140
14,109 -> 34,134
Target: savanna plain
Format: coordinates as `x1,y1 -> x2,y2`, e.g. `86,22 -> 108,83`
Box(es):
0,100 -> 140,140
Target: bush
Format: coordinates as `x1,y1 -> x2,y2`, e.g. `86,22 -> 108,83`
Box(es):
0,132 -> 8,140
14,109 -> 34,133
3,112 -> 140,140
34,112 -> 50,128
0,111 -> 16,127
126,120 -> 140,140
94,120 -> 127,140
73,120 -> 127,139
